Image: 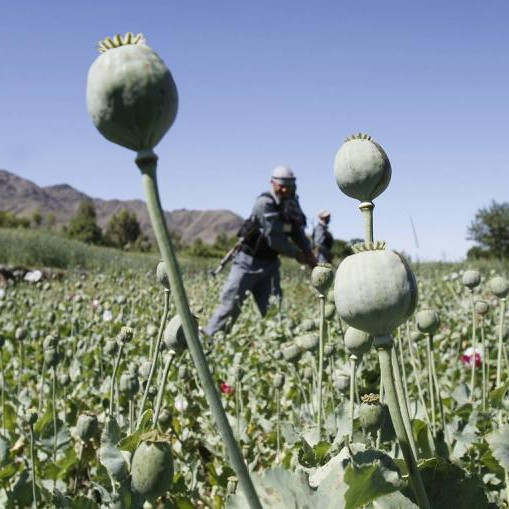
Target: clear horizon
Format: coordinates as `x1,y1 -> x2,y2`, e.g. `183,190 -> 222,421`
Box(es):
2,0 -> 509,262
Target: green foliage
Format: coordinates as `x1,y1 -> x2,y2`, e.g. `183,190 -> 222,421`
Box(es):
331,239 -> 354,261
467,200 -> 509,259
403,457 -> 489,509
105,208 -> 141,248
489,380 -> 509,409
184,233 -> 237,258
3,237 -> 509,506
0,227 -> 159,271
65,200 -> 103,245
31,209 -> 43,228
486,425 -> 509,471
99,416 -> 128,482
0,210 -> 30,228
226,468 -> 318,508
344,463 -> 401,508
466,246 -> 491,260
344,448 -> 403,509
46,212 -> 56,229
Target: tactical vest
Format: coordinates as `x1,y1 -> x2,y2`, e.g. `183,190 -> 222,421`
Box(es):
313,224 -> 333,251
238,192 -> 294,260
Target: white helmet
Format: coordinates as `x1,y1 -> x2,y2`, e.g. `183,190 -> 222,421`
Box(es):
271,165 -> 296,183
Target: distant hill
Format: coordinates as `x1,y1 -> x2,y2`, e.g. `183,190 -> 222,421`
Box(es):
0,169 -> 243,244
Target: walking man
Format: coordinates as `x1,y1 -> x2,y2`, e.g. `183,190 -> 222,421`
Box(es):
312,210 -> 333,263
204,166 -> 317,337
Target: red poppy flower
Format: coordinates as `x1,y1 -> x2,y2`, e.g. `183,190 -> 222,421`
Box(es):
460,347 -> 482,368
220,381 -> 235,395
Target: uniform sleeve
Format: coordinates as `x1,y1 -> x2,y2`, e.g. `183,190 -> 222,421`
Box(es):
313,224 -> 327,247
290,226 -> 313,255
288,200 -> 312,254
253,196 -> 300,258
313,224 -> 331,262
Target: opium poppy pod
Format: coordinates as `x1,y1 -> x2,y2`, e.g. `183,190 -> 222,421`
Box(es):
87,33 -> 178,152
334,247 -> 418,336
490,276 -> 509,299
334,133 -> 392,202
131,431 -> 174,501
415,308 -> 440,335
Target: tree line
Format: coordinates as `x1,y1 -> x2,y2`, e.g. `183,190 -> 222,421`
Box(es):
0,200 -> 359,260
0,201 -> 152,252
8,198 -> 507,260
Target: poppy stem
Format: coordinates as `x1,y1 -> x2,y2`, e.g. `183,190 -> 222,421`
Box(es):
137,151 -> 262,509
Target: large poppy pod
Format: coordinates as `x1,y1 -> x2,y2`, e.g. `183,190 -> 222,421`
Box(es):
87,33 -> 178,152
334,246 -> 418,336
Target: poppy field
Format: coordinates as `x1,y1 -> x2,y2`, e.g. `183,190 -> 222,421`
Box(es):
1,29 -> 508,509
1,255 -> 509,508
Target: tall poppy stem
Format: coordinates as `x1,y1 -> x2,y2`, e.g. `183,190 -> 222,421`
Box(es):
136,151 -> 262,509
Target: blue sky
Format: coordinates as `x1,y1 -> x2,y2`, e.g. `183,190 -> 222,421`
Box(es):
2,0 -> 508,261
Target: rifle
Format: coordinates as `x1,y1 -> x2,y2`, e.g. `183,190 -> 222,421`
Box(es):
210,240 -> 242,277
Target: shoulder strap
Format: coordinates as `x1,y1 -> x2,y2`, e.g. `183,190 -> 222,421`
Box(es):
258,191 -> 275,202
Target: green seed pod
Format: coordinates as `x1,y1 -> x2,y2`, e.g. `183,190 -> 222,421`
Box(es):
146,323 -> 158,338
273,373 -> 285,389
281,343 -> 301,363
295,334 -> 319,352
178,365 -> 189,380
119,326 -> 133,343
311,264 -> 334,295
139,361 -> 152,379
119,372 -> 140,398
26,408 -> 38,426
335,373 -> 350,393
227,476 -> 238,495
300,318 -> 316,332
474,300 -> 490,316
490,276 -> 509,299
303,366 -> 313,380
15,327 -> 26,341
324,302 -> 336,321
156,261 -> 171,291
415,308 -> 440,335
326,289 -> 335,303
158,407 -> 172,428
59,373 -> 70,386
324,343 -> 335,356
334,133 -> 391,202
334,247 -> 418,336
76,412 -> 99,442
410,331 -> 423,343
462,269 -> 481,290
87,33 -> 178,152
273,350 -> 283,361
44,347 -> 60,368
359,394 -> 385,433
163,314 -> 198,353
131,431 -> 174,501
344,326 -> 373,357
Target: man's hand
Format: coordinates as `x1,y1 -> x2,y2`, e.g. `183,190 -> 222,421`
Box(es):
306,251 -> 318,268
296,250 -> 317,268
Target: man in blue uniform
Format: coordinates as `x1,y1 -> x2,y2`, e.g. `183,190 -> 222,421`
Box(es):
312,210 -> 333,263
204,166 -> 317,337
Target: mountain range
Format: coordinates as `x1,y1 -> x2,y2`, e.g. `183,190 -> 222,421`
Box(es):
0,169 -> 243,244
